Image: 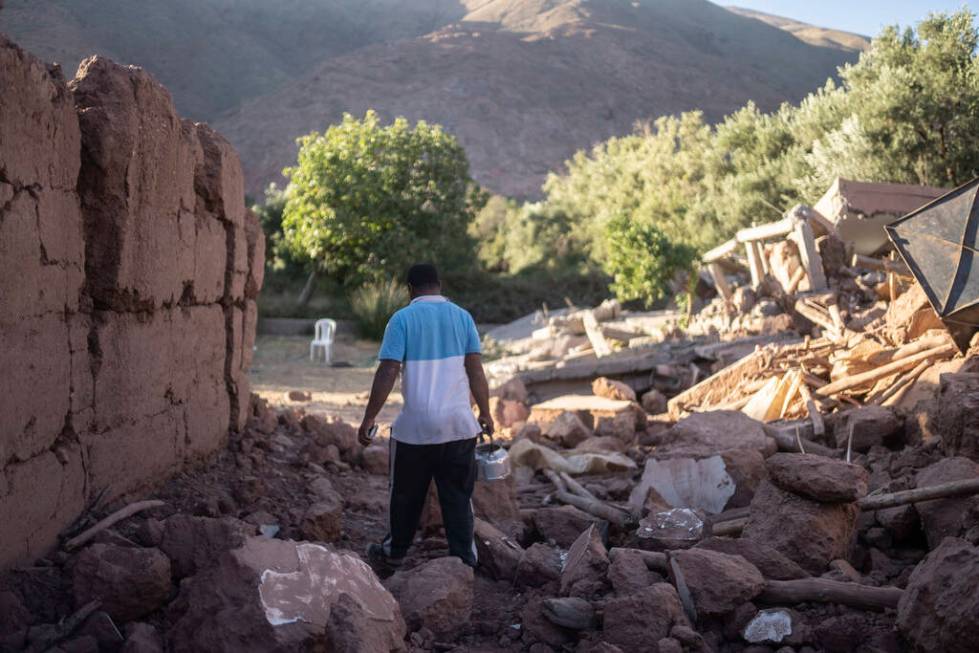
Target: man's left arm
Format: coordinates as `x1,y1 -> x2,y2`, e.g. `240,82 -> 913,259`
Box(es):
464,353 -> 493,436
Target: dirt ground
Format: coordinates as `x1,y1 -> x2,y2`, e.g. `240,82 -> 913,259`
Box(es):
249,333 -> 402,427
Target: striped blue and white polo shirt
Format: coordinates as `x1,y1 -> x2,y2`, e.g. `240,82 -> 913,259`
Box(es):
378,295 -> 482,445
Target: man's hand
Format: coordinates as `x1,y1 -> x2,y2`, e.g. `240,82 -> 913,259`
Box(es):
358,418 -> 376,447
478,413 -> 495,438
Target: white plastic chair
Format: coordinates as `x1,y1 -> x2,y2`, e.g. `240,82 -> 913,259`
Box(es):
310,319 -> 337,364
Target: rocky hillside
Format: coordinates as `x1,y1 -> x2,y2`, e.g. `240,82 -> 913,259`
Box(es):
2,0 -> 864,198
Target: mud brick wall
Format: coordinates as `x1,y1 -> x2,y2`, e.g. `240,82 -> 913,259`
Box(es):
0,37 -> 264,568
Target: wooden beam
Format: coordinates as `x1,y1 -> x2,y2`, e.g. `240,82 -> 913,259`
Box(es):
707,262 -> 733,302
858,477 -> 979,511
702,238 -> 739,264
792,218 -> 828,292
814,343 -> 956,397
737,218 -> 795,243
759,578 -> 902,611
746,241 -> 765,289
582,310 -> 612,358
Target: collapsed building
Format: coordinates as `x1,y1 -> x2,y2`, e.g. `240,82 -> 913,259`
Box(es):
2,33 -> 979,653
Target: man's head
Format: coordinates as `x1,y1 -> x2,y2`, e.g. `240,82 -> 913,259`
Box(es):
405,263 -> 441,298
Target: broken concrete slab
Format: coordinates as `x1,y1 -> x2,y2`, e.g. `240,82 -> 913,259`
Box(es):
628,456 -> 736,516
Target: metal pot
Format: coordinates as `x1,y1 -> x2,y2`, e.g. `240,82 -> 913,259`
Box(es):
475,431 -> 510,482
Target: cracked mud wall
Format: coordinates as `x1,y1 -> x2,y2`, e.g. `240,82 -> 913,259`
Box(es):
0,36 -> 265,568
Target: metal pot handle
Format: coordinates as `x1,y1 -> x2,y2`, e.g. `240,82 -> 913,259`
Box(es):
478,421 -> 493,446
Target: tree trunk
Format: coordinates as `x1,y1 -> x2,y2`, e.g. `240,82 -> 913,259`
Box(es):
297,268 -> 318,307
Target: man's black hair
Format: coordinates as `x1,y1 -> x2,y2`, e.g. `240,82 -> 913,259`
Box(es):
405,263 -> 440,289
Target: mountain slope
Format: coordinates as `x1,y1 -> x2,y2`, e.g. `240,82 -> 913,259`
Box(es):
1,0 -> 864,199
216,0 -> 862,198
726,6 -> 870,52
0,0 -> 467,118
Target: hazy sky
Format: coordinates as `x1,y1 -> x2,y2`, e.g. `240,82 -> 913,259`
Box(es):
725,1 -> 978,37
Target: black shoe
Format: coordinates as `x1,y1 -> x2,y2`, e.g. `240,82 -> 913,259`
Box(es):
366,543 -> 404,577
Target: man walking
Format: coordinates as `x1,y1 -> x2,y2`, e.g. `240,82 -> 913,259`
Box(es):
358,263 -> 493,575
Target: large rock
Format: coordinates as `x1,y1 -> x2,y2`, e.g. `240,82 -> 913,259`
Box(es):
669,549 -> 765,617
666,411 -> 777,458
898,538 -> 979,653
473,518 -> 523,581
516,543 -> 564,588
490,396 -> 531,429
169,537 -> 405,652
933,373 -> 979,461
160,515 -> 254,579
601,584 -> 690,651
385,557 -> 473,639
534,505 -> 604,548
72,544 -> 172,623
832,406 -> 903,452
914,457 -> 979,549
742,481 -> 857,574
545,411 -> 592,448
695,537 -> 809,581
766,453 -> 869,503
560,524 -> 610,598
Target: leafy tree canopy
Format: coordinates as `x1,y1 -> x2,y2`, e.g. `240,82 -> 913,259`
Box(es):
281,110 -> 486,285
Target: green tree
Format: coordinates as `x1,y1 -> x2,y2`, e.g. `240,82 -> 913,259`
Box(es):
603,215 -> 697,308
806,9 -> 979,190
281,110 -> 486,286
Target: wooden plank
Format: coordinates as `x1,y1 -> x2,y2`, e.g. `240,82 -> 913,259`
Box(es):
582,310 -> 612,358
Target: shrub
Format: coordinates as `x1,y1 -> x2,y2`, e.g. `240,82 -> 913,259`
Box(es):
603,215 -> 697,308
350,279 -> 409,340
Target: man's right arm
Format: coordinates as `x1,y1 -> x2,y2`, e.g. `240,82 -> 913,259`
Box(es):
358,360 -> 401,446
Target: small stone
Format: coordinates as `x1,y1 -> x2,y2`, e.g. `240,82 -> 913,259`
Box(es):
301,494 -> 344,542
833,406 -> 903,452
641,389 -> 668,415
287,390 -> 312,402
608,548 -> 658,594
592,377 -> 637,402
657,637 -> 682,653
121,623 -> 163,653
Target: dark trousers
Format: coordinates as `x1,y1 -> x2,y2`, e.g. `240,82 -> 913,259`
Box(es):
383,437 -> 478,566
